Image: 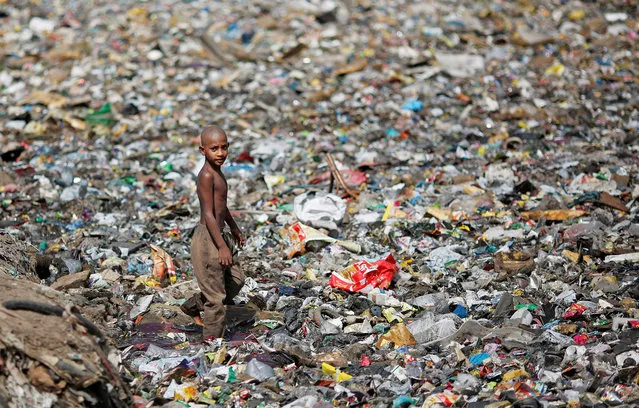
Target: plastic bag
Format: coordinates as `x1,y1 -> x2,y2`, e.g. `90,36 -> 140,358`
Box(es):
150,245 -> 176,286
282,222 -> 361,258
329,253 -> 398,293
293,192 -> 347,231
376,322 -> 416,349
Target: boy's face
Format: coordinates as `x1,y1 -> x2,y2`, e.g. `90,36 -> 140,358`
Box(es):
200,133 -> 229,167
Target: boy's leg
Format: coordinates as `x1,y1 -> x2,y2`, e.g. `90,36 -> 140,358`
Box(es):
223,260 -> 245,305
191,225 -> 226,338
180,292 -> 204,316
180,292 -> 205,326
221,232 -> 245,305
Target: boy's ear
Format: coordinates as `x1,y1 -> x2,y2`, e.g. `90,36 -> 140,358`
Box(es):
198,145 -> 205,155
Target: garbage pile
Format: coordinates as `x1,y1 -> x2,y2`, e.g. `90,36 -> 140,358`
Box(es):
1,0 -> 639,406
0,236 -> 131,407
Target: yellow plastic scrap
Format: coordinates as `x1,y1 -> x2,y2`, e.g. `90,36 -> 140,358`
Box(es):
175,384 -> 198,402
264,174 -> 285,192
126,7 -> 149,23
336,371 -> 353,382
502,368 -> 529,381
482,210 -> 509,218
382,307 -> 403,323
136,276 -> 161,288
322,362 -> 337,376
400,302 -> 417,313
305,268 -> 318,281
517,120 -> 530,130
562,249 -> 592,264
321,363 -> 352,382
382,201 -> 396,222
545,63 -> 565,76
568,9 -> 586,20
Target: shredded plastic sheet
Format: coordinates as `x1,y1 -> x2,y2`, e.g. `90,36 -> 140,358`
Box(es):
282,222 -> 361,258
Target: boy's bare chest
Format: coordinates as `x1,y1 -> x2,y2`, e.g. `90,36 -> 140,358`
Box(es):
212,173 -> 228,198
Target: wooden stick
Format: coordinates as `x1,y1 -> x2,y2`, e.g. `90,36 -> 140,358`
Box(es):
325,153 -> 359,199
328,172 -> 334,194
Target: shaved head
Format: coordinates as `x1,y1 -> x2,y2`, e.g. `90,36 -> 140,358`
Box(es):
199,126 -> 230,168
200,125 -> 227,146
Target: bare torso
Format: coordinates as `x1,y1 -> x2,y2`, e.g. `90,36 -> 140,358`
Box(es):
199,167 -> 228,230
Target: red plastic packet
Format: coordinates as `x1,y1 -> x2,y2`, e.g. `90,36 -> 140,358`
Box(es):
573,334 -> 590,344
329,253 -> 398,293
563,303 -> 588,319
423,391 -> 460,407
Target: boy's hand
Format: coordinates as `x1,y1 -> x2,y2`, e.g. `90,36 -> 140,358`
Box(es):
232,228 -> 246,248
218,246 -> 233,266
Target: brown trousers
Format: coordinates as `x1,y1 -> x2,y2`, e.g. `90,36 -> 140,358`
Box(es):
188,224 -> 244,338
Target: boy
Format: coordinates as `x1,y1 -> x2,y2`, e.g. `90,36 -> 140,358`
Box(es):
182,125 -> 246,339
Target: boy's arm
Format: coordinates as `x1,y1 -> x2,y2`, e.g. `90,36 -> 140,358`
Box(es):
198,172 -> 233,266
225,212 -> 246,247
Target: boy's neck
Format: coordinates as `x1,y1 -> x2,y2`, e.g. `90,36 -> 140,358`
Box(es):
205,161 -> 223,173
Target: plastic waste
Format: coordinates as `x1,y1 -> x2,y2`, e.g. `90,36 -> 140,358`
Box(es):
1,0 -> 638,406
246,358 -> 276,381
329,253 -> 398,293
282,222 -> 361,258
293,192 -> 346,233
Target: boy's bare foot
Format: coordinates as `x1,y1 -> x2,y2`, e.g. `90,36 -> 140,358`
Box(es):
193,316 -> 204,327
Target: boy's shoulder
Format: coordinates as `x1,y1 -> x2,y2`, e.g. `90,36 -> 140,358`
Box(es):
197,166 -> 225,187
197,166 -> 214,183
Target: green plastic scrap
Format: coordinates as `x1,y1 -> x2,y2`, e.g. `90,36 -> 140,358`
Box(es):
85,103 -> 115,126
515,303 -> 538,311
227,367 -> 236,383
393,395 -> 415,408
